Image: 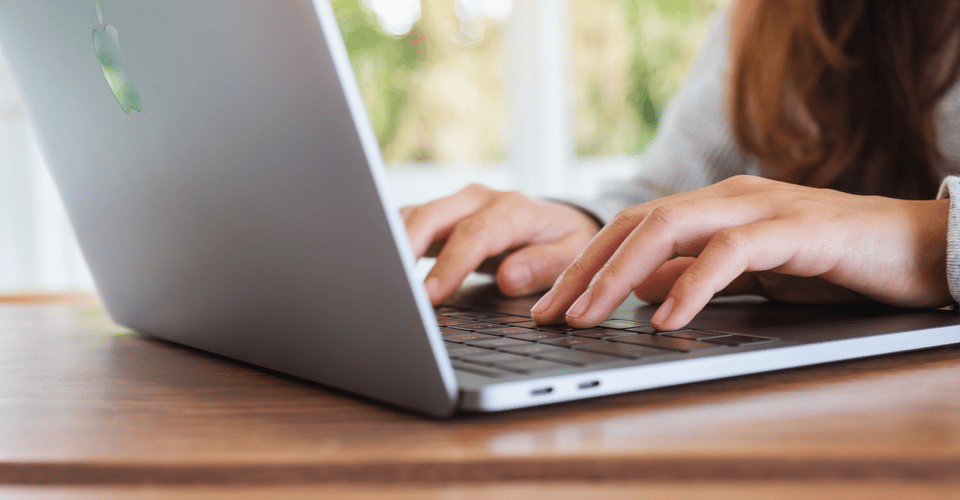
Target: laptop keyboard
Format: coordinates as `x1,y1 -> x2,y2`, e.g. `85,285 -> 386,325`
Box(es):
437,306 -> 775,378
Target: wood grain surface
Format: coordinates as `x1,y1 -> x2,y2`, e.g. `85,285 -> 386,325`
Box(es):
1,295 -> 959,487
2,483 -> 960,500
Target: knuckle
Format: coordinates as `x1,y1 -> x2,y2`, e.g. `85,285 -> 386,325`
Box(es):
677,269 -> 703,289
730,174 -> 763,186
674,262 -> 720,298
721,174 -> 766,191
672,269 -> 713,300
789,198 -> 824,217
711,228 -> 750,256
498,190 -> 529,208
559,257 -> 590,279
556,257 -> 593,285
452,216 -> 491,242
588,266 -> 621,297
459,183 -> 492,200
402,204 -> 431,229
644,205 -> 681,231
610,207 -> 643,231
752,190 -> 784,208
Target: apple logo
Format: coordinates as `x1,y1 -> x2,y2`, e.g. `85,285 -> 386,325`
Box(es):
92,0 -> 142,114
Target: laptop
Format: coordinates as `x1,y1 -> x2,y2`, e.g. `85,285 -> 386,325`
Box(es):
1,0 -> 958,417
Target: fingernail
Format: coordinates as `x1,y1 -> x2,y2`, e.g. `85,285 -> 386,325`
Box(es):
507,265 -> 532,290
531,289 -> 555,316
566,289 -> 594,319
651,296 -> 675,327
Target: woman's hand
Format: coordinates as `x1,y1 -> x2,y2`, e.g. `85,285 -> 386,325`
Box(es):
401,184 -> 601,305
530,175 -> 953,331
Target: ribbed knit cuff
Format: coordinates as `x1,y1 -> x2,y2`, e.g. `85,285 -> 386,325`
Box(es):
936,176 -> 960,304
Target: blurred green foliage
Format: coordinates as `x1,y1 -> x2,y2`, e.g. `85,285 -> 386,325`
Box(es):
332,0 -> 724,163
575,0 -> 722,157
332,0 -> 422,158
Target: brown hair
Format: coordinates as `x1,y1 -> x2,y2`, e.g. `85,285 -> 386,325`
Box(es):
730,0 -> 960,199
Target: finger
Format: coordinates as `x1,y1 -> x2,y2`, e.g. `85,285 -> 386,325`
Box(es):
633,258 -> 763,303
424,205 -> 536,305
497,232 -> 593,297
530,180 -> 779,324
530,205 -> 649,323
631,257 -> 695,303
562,196 -> 772,327
403,185 -> 491,259
651,221 -> 802,331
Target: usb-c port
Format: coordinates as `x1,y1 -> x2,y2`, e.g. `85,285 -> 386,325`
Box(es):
531,387 -> 553,396
578,380 -> 600,390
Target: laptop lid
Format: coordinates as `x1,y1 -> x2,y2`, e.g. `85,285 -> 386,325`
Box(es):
0,0 -> 459,417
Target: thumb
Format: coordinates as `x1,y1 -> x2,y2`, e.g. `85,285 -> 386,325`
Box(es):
496,235 -> 588,298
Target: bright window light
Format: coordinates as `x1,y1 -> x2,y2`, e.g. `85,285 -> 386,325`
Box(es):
362,0 -> 421,36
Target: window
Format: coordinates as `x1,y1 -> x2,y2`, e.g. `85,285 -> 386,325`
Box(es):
0,0 -> 725,291
341,0 -> 727,205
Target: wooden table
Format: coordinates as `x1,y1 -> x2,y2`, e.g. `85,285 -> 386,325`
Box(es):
1,293 -> 959,498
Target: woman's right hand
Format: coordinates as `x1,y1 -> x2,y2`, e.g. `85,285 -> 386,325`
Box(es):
401,184 -> 602,306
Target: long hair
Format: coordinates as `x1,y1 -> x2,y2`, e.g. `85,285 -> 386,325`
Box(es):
730,0 -> 960,199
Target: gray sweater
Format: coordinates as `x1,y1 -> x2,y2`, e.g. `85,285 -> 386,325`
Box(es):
579,6 -> 960,304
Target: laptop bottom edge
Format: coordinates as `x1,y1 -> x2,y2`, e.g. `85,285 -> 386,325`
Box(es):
458,326 -> 960,412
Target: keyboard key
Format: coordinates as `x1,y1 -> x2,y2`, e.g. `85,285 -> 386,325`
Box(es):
437,317 -> 478,326
577,342 -> 671,359
661,330 -> 728,340
444,332 -> 500,343
446,345 -> 491,358
512,322 -> 594,334
540,336 -> 601,347
460,351 -> 530,365
450,322 -> 506,331
533,349 -> 621,366
441,327 -> 466,336
610,333 -> 720,352
571,328 -> 628,339
624,325 -> 690,334
449,310 -> 503,319
466,337 -> 533,348
510,321 -> 540,329
474,326 -> 537,336
492,315 -> 534,324
598,319 -> 650,329
701,334 -> 774,346
508,331 -> 570,342
497,358 -> 570,374
499,344 -> 567,356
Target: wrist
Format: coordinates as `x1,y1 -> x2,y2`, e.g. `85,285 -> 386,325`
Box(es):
936,177 -> 960,305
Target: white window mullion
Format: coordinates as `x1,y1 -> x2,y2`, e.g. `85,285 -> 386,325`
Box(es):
508,0 -> 572,199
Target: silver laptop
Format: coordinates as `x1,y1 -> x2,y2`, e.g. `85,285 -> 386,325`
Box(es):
2,0 -> 959,417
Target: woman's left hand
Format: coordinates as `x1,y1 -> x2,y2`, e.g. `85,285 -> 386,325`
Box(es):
530,175 -> 953,331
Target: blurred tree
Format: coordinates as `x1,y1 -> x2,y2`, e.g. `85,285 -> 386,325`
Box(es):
573,0 -> 724,157
332,0 -> 423,158
333,0 -> 726,165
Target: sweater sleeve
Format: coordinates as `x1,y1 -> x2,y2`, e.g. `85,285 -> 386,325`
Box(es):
937,176 -> 960,304
572,4 -> 757,223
